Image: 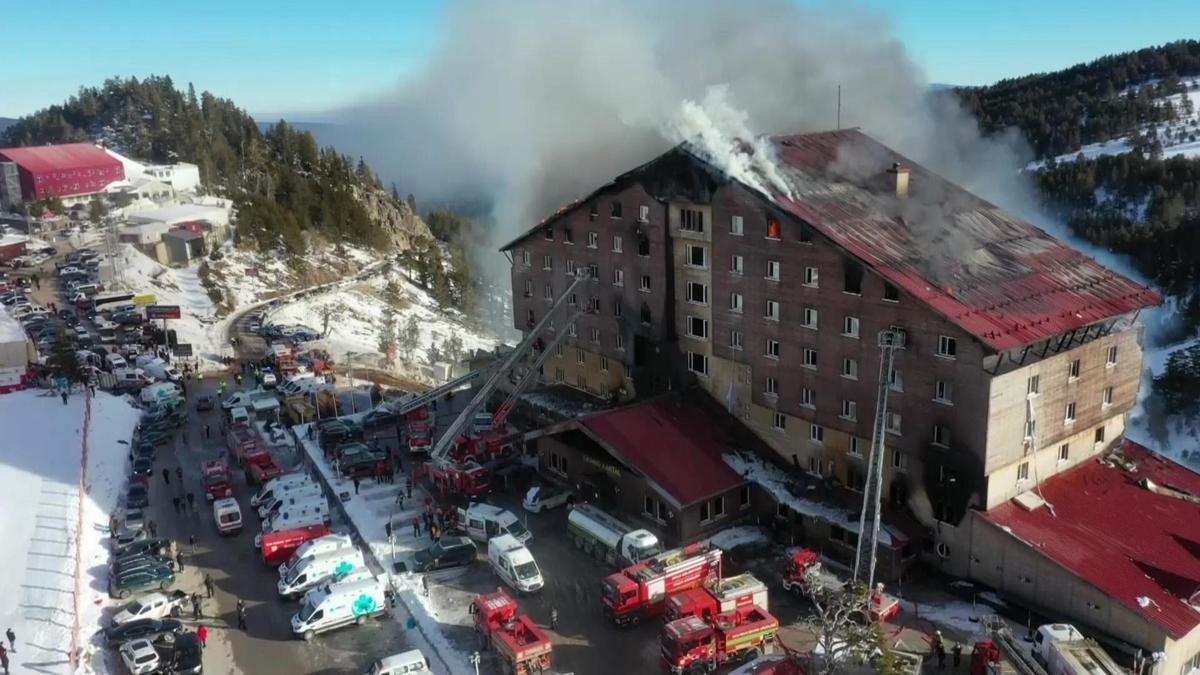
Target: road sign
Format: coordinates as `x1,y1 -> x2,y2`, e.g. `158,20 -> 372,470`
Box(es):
145,305 -> 182,320
132,293 -> 158,306
173,343 -> 193,357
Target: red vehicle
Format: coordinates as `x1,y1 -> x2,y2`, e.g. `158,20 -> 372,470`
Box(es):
260,524 -> 332,567
201,459 -> 233,501
245,453 -> 284,486
406,407 -> 433,452
225,424 -> 262,466
665,573 -> 769,622
602,542 -> 723,627
660,606 -> 781,674
471,590 -> 552,675
781,550 -> 899,622
429,458 -> 491,498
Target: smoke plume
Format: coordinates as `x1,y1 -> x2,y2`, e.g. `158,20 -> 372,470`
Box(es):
326,0 -> 1039,252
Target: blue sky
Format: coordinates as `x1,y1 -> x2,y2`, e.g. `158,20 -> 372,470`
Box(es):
2,0 -> 1198,119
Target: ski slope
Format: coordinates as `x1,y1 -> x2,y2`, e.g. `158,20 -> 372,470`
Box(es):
0,390 -> 141,674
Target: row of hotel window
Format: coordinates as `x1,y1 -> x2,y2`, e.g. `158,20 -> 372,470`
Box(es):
544,204 -> 804,242
521,247 -> 901,301
33,167 -> 119,183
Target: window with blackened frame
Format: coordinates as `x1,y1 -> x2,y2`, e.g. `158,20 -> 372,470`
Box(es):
686,245 -> 707,268
686,282 -> 708,305
610,201 -> 623,218
680,208 -> 704,233
564,228 -> 574,244
844,259 -> 864,294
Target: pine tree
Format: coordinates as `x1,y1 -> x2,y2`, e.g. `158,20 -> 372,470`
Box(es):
47,335 -> 83,383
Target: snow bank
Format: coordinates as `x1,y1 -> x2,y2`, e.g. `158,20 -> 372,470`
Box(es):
0,389 -> 141,675
723,452 -> 891,545
703,525 -> 769,551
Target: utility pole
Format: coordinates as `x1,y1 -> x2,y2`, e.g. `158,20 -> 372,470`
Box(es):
852,328 -> 904,590
836,84 -> 842,130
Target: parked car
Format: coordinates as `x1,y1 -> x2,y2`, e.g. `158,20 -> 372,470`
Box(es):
119,638 -> 160,674
361,407 -> 400,429
105,617 -> 183,646
110,591 -> 191,625
411,536 -> 477,572
114,538 -> 172,558
339,451 -> 387,479
131,457 -> 154,479
130,442 -> 156,463
126,483 -> 150,509
159,631 -> 203,674
521,485 -> 573,513
196,394 -> 216,411
109,566 -> 175,599
111,528 -> 150,552
112,555 -> 176,577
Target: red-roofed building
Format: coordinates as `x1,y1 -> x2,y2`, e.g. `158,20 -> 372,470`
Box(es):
973,441 -> 1200,672
0,143 -> 125,206
502,129 -> 1160,577
526,393 -> 747,543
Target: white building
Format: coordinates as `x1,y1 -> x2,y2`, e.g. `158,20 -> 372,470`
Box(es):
127,203 -> 231,230
144,163 -> 201,193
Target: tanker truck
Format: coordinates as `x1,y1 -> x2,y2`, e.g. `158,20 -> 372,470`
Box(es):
567,503 -> 662,568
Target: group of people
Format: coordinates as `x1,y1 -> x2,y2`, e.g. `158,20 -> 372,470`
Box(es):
930,630 -> 963,670
0,628 -> 16,674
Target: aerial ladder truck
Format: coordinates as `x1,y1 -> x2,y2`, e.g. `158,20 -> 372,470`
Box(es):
426,272 -> 588,496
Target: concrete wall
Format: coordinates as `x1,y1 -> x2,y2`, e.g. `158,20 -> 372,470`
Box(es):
544,343 -> 627,398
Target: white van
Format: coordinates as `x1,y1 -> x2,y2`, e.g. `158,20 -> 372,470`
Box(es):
251,397 -> 281,421
365,650 -> 431,675
252,473 -> 314,508
459,503 -> 532,544
258,486 -> 325,520
105,352 -> 128,370
141,358 -> 182,383
223,388 -> 277,410
291,577 -> 387,641
213,498 -> 243,535
488,534 -> 544,594
278,373 -> 319,397
280,533 -> 355,577
229,406 -> 250,426
278,548 -> 366,598
140,382 -> 181,405
300,568 -> 376,606
113,368 -> 151,388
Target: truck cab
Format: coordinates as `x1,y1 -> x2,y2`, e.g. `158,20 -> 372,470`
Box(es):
459,503 -> 531,544
201,459 -> 233,501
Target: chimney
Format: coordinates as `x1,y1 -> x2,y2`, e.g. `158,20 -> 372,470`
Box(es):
888,162 -> 910,198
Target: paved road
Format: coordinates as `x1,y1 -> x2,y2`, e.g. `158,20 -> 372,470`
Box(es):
141,375 -> 414,674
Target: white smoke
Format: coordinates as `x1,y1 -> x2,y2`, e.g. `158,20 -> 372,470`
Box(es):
667,85 -> 794,201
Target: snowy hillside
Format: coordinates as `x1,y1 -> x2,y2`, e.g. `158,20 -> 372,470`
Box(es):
265,266 -> 497,384
1028,80 -> 1200,168
0,390 -> 141,675
204,241 -> 379,311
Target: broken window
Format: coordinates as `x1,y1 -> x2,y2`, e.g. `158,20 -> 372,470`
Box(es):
563,228 -> 574,244
638,236 -> 650,256
680,208 -> 704,233
688,351 -> 708,375
843,258 -> 864,294
543,227 -> 554,241
640,304 -> 652,324
766,219 -> 781,239
610,201 -> 623,218
883,282 -> 900,302
639,275 -> 651,292
686,244 -> 707,268
798,222 -> 814,243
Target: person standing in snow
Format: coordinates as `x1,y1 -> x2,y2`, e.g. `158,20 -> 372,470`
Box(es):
60,391 -> 68,405
204,573 -> 215,598
5,628 -> 14,651
0,642 -> 8,673
236,599 -> 247,630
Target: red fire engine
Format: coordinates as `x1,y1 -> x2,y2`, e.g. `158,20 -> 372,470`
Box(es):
660,606 -> 781,674
781,550 -> 899,622
470,590 -> 552,675
665,573 -> 770,622
200,459 -> 232,501
602,542 -> 723,626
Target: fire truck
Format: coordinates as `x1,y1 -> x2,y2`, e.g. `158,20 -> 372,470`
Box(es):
665,573 -> 769,622
660,606 -> 781,674
405,406 -> 434,454
427,273 -> 590,498
201,459 -> 233,501
470,590 -> 553,675
602,542 -> 723,626
782,550 -> 899,622
245,452 -> 284,486
226,424 -> 262,466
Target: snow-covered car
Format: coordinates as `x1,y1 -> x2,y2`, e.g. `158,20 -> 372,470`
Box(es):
111,591 -> 191,625
522,485 -> 573,513
119,638 -> 161,674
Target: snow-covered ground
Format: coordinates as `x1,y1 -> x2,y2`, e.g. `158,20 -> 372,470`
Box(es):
1028,82 -> 1200,168
0,389 -> 141,675
265,268 -> 495,385
296,425 -> 469,675
110,244 -> 229,369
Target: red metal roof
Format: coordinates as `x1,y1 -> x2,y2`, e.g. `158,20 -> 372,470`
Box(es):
983,440 -> 1200,638
0,143 -> 122,174
762,129 -> 1161,351
578,396 -> 745,508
